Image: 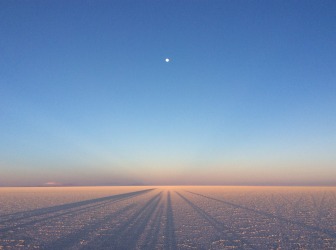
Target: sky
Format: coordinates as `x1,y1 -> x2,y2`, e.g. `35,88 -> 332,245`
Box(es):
1,0 -> 335,186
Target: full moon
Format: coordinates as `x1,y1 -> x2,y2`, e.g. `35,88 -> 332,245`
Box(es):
165,58 -> 170,62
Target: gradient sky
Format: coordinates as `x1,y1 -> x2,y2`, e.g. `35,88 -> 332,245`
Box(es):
1,0 -> 335,186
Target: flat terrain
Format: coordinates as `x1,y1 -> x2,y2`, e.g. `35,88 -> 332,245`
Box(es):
0,186 -> 336,249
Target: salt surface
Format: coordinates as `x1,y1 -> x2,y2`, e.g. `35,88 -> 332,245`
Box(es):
0,186 -> 335,249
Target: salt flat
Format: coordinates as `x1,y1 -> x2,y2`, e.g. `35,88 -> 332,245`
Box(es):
0,186 -> 336,249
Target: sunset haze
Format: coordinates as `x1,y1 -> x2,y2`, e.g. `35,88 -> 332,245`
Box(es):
1,0 -> 335,187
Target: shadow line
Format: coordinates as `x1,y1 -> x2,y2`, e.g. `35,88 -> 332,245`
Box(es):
82,192 -> 162,250
311,192 -> 327,228
143,203 -> 164,249
43,203 -> 137,249
0,189 -> 154,234
186,190 -> 336,239
164,191 -> 178,250
176,191 -> 255,250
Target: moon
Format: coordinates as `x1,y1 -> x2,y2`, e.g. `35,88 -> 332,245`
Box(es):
165,58 -> 170,62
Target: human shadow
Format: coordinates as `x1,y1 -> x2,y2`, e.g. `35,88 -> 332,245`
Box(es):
271,194 -> 293,249
0,189 -> 154,235
186,190 -> 336,239
332,191 -> 336,203
176,191 -> 256,250
164,191 -> 178,250
310,192 -> 327,228
43,203 -> 137,249
141,203 -> 164,249
81,192 -> 162,250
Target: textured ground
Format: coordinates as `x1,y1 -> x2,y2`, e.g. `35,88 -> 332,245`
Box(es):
0,186 -> 336,249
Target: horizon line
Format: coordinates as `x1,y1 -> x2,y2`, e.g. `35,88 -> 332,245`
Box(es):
1,184 -> 336,188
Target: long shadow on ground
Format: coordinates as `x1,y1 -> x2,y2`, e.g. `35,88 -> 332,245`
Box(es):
0,189 -> 154,234
164,191 -> 178,250
186,190 -> 336,239
82,192 -> 162,250
142,203 -> 164,249
176,191 -> 255,250
43,203 -> 137,249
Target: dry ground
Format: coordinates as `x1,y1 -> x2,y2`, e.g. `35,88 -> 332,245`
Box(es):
1,186 -> 336,249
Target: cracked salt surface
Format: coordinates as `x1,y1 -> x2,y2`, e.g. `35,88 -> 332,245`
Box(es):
0,186 -> 336,249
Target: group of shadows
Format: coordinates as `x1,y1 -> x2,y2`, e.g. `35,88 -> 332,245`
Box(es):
0,188 -> 335,249
0,189 -> 177,249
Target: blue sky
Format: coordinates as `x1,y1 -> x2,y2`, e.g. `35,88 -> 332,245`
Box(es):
1,0 -> 335,186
